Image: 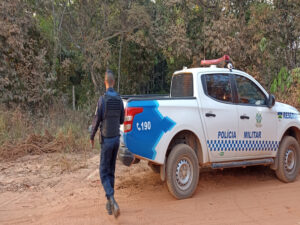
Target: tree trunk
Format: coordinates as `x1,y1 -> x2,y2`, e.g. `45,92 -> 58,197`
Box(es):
91,66 -> 98,91
72,85 -> 75,110
118,34 -> 123,92
51,0 -> 57,80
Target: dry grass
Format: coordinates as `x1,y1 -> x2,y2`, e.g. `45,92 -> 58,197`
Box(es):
0,104 -> 92,161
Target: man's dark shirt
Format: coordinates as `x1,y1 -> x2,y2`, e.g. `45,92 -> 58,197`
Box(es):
90,87 -> 124,140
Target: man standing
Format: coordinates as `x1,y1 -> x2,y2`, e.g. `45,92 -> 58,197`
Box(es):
90,69 -> 124,218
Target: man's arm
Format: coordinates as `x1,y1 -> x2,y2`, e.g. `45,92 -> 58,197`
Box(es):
120,100 -> 125,124
90,97 -> 103,141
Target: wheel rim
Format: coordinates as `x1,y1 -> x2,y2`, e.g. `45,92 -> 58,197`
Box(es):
175,157 -> 193,191
285,148 -> 296,173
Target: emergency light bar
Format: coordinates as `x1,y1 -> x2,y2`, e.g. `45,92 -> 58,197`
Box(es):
200,55 -> 231,67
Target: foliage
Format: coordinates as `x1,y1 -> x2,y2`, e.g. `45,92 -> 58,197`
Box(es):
271,67 -> 300,109
0,0 -> 299,162
0,0 -> 53,110
0,0 -> 300,111
270,67 -> 290,93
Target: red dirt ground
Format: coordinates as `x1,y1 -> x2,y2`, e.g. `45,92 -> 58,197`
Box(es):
1,153 -> 300,225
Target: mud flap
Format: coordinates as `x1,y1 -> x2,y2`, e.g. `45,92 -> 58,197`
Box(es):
160,160 -> 166,182
270,156 -> 278,171
118,147 -> 135,167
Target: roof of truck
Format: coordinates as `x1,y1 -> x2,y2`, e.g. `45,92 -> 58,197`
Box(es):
173,66 -> 247,76
173,65 -> 271,98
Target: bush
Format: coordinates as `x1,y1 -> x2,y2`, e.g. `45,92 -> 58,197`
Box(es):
271,67 -> 300,110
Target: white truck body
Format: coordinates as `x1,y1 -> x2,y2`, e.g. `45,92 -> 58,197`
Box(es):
121,67 -> 300,164
119,66 -> 300,199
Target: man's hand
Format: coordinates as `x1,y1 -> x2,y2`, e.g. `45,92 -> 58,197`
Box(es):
90,139 -> 95,148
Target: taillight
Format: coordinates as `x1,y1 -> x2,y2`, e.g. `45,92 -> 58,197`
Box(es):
124,107 -> 143,133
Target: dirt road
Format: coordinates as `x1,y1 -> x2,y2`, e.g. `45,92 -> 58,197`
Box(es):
1,153 -> 300,225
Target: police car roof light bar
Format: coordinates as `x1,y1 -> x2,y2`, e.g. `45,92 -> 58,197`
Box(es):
200,55 -> 230,66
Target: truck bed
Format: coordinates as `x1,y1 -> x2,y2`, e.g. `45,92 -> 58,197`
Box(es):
121,94 -> 169,100
121,94 -> 195,102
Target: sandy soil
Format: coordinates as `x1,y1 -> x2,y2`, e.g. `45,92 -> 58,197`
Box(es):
1,153 -> 300,225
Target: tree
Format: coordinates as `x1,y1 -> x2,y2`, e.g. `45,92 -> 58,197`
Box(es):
0,0 -> 52,110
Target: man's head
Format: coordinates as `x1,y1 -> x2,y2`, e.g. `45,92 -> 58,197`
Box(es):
105,69 -> 115,89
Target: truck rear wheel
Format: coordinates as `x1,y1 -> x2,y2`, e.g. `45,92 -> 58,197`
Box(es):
275,136 -> 300,183
166,144 -> 199,199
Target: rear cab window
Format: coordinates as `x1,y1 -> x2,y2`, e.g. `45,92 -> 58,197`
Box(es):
171,73 -> 193,97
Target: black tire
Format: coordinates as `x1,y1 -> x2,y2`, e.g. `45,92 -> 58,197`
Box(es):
166,144 -> 199,199
275,136 -> 300,183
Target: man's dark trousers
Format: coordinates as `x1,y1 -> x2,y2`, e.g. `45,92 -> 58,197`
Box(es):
100,136 -> 120,199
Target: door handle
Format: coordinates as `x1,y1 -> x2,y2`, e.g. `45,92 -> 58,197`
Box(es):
240,115 -> 250,119
205,113 -> 216,117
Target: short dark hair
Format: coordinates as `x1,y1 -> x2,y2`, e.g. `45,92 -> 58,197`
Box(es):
105,69 -> 115,86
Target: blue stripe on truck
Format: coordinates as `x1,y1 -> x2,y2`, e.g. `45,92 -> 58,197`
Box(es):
124,100 -> 176,160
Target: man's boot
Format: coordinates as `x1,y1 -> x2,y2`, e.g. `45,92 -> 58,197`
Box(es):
109,196 -> 120,218
106,200 -> 112,215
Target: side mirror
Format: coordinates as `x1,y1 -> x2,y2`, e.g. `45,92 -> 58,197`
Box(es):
267,94 -> 275,108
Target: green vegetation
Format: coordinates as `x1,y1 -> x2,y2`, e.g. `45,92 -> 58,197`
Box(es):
0,0 -> 299,159
1,0 -> 299,111
270,67 -> 300,109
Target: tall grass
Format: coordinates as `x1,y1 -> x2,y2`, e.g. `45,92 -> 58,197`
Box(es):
0,104 -> 94,161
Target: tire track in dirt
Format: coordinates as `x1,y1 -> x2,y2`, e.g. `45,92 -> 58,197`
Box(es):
1,155 -> 300,225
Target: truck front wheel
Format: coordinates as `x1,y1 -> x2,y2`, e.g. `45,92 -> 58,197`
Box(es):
166,144 -> 199,199
276,136 -> 300,183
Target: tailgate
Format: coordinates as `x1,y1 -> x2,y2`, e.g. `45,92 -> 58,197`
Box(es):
120,99 -> 128,144
122,99 -> 175,160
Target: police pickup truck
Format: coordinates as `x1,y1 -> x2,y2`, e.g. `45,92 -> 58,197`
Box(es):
119,55 -> 300,199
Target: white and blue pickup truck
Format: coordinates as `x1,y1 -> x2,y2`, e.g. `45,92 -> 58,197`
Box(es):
118,56 -> 300,199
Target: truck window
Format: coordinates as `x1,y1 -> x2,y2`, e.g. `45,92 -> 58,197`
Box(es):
171,73 -> 193,97
205,74 -> 233,103
235,75 -> 267,106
